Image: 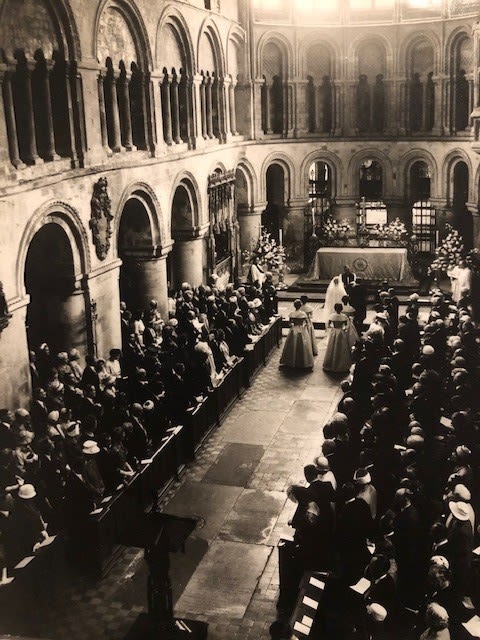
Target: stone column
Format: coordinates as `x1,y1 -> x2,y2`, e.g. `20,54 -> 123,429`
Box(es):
431,75 -> 444,135
161,73 -> 173,145
97,72 -> 111,155
13,56 -> 41,164
119,252 -> 170,318
263,78 -> 272,134
148,73 -> 166,156
32,54 -> 58,161
205,74 -> 214,139
284,200 -> 309,273
237,203 -> 264,255
171,71 -> 182,144
117,64 -> 135,150
0,67 -> 24,168
104,64 -> 123,152
57,282 -> 89,354
85,260 -> 123,359
171,234 -> 206,288
253,77 -> 265,137
192,73 -> 206,146
217,75 -> 228,142
199,75 -> 208,140
229,78 -> 238,135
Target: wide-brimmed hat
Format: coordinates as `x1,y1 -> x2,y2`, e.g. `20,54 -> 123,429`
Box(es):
430,555 -> 450,569
367,603 -> 387,622
449,500 -> 470,521
82,440 -> 100,455
18,484 -> 36,499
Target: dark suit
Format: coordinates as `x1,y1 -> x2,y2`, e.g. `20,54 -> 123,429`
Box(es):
337,498 -> 373,584
448,518 -> 474,597
394,504 -> 426,606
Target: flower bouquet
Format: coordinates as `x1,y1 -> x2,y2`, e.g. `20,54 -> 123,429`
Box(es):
322,217 -> 352,245
428,224 -> 465,276
244,227 -> 286,273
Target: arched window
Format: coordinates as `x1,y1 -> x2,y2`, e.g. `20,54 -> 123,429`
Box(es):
263,163 -> 286,242
305,43 -> 333,135
410,161 -> 435,253
451,34 -> 473,133
261,41 -> 285,136
356,40 -> 386,133
308,161 -> 332,233
407,39 -> 435,133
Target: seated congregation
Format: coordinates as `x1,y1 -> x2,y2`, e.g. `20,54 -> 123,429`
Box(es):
275,286 -> 480,640
0,275 -> 278,569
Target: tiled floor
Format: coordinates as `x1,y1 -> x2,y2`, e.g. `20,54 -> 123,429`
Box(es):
0,337 -> 341,640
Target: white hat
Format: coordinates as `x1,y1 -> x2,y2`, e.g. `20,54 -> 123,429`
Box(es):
143,400 -> 154,411
354,468 -> 372,485
18,484 -> 36,499
48,410 -> 60,423
65,421 -> 80,438
453,484 -> 471,502
449,500 -> 470,521
82,440 -> 100,455
422,345 -> 435,355
430,555 -> 450,569
367,603 -> 387,622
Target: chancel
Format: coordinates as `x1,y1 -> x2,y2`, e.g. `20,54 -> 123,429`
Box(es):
1,0 -> 480,639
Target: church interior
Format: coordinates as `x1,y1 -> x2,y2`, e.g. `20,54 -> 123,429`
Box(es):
1,0 -> 480,638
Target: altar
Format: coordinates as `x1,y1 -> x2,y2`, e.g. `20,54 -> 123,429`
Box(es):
308,247 -> 415,282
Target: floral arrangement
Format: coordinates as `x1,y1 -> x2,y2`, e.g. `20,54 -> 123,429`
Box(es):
380,218 -> 408,240
243,227 -> 286,272
322,216 -> 351,241
428,224 -> 465,275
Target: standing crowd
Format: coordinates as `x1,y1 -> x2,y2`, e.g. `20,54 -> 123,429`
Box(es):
0,275 -> 278,568
274,284 -> 480,640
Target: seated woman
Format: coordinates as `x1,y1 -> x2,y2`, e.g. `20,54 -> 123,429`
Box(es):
280,299 -> 314,370
323,303 -> 352,373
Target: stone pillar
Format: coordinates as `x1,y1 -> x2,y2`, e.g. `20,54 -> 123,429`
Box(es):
471,210 -> 480,249
57,283 -> 89,354
431,75 -> 444,135
237,203 -> 264,254
161,73 -> 173,145
199,75 -> 208,140
12,56 -> 41,164
97,72 -> 111,155
253,77 -> 265,137
117,64 -> 135,151
104,64 -> 123,152
170,71 -> 182,144
32,54 -> 58,161
148,73 -> 166,156
333,79 -> 345,136
85,260 -> 123,359
0,296 -> 31,409
264,79 -> 272,133
0,67 -> 24,168
192,74 -> 206,147
217,75 -> 228,142
118,253 -> 170,319
284,200 -> 308,273
205,75 -> 214,139
171,235 -> 206,288
229,78 -> 238,135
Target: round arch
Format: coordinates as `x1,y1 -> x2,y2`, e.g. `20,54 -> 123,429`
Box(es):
256,31 -> 294,79
399,149 -> 439,199
442,150 -> 474,203
348,149 -> 393,198
235,159 -> 258,207
399,31 -> 441,77
445,26 -> 472,75
16,201 -> 90,299
169,172 -> 202,235
156,6 -> 195,76
298,36 -> 340,79
347,33 -> 393,80
226,24 -> 246,80
197,17 -> 225,75
260,152 -> 295,203
300,150 -> 342,199
93,0 -> 153,69
0,0 -> 81,62
114,183 -> 166,254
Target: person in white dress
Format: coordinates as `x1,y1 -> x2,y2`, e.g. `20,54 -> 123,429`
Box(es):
300,295 -> 318,356
323,276 -> 347,321
447,259 -> 472,303
323,303 -> 352,373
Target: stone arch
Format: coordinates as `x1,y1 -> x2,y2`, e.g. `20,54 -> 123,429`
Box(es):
445,26 -> 473,76
256,31 -> 293,79
16,201 -> 90,299
0,0 -> 81,62
400,149 -> 439,199
299,37 -> 339,79
114,182 -> 166,255
235,159 -> 258,207
170,172 -> 202,235
156,5 -> 195,76
300,150 -> 343,199
94,0 -> 153,70
348,149 -> 393,197
443,149 -> 474,203
197,17 -> 225,75
400,31 -> 440,77
226,25 -> 245,81
348,33 -> 392,80
260,152 -> 295,203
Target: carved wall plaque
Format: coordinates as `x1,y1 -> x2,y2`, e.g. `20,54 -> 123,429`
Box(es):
90,177 -> 113,260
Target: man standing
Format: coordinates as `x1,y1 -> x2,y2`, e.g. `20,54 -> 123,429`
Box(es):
349,277 -> 367,335
341,265 -> 356,294
448,259 -> 472,303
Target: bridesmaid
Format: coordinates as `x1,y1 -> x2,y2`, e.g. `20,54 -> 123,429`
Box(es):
280,299 -> 314,370
323,303 -> 352,373
341,294 -> 360,349
300,295 -> 318,356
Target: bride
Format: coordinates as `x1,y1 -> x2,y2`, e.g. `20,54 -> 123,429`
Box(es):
323,276 -> 347,320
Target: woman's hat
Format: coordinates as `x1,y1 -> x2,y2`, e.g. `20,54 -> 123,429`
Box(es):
47,410 -> 60,423
18,484 -> 36,499
65,421 -> 80,437
430,555 -> 450,569
449,500 -> 470,521
82,440 -> 100,455
453,484 -> 471,502
367,603 -> 387,622
314,456 -> 330,473
354,468 -> 371,485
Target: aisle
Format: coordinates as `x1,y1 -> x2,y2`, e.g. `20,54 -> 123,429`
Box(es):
163,338 -> 342,639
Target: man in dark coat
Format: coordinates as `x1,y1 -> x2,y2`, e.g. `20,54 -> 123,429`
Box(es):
349,277 -> 367,335
446,500 -> 474,609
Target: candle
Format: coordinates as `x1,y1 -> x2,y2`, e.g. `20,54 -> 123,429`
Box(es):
435,230 -> 439,247
279,228 -> 283,247
311,207 -> 315,230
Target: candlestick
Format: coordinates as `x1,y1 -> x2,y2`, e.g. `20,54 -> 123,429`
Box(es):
279,228 -> 283,247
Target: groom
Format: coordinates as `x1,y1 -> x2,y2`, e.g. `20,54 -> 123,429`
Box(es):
341,265 -> 356,295
349,277 -> 367,335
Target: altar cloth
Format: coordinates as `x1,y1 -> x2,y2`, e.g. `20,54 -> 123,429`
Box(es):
308,247 -> 414,282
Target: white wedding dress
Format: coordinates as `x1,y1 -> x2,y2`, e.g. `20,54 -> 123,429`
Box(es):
323,276 -> 347,320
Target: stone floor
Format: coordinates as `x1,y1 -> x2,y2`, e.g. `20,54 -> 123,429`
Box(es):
1,337 -> 341,640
